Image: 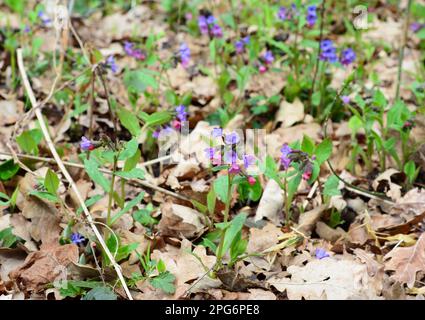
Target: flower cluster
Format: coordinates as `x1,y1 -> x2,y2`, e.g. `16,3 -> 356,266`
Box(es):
340,48 -> 356,66
320,40 -> 356,66
198,15 -> 223,38
234,36 -> 250,54
124,41 -> 146,61
153,105 -> 188,138
179,43 -> 191,68
320,40 -> 338,63
277,7 -> 287,21
306,5 -> 317,27
280,144 -> 314,181
205,130 -> 257,185
258,50 -> 274,73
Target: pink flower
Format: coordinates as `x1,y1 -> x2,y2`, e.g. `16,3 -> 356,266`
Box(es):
247,176 -> 256,186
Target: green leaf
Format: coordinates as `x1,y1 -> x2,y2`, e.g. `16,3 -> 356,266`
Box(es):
124,148 -> 141,172
0,159 -> 20,181
149,272 -> 176,294
44,169 -> 59,194
118,137 -> 138,161
117,107 -> 141,136
138,111 -> 173,127
191,200 -> 207,214
29,191 -> 60,203
133,205 -> 158,226
213,175 -> 229,203
220,213 -> 247,257
404,161 -> 418,184
387,100 -> 411,131
110,191 -> 145,225
82,287 -> 117,300
301,135 -> 315,156
157,259 -> 166,273
207,188 -> 216,214
124,69 -> 158,93
0,227 -> 21,248
323,175 -> 341,197
84,158 -> 111,193
314,138 -> 333,165
16,129 -> 43,155
115,168 -> 145,180
76,194 -> 103,215
0,192 -> 10,206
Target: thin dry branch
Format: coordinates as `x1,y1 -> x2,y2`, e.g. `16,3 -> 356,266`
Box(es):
16,48 -> 133,300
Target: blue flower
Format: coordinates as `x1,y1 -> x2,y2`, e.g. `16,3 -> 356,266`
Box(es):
80,136 -> 94,151
206,15 -> 216,25
235,36 -> 250,54
224,132 -> 240,145
212,128 -> 223,137
320,40 -> 338,64
340,48 -> 356,66
106,56 -> 118,73
341,95 -> 350,104
38,10 -> 52,26
224,150 -> 238,164
280,144 -> 293,169
315,248 -> 330,259
198,15 -> 209,35
175,105 -> 187,121
243,154 -> 255,169
277,7 -> 287,21
71,233 -> 85,245
263,51 -> 274,65
210,24 -> 223,38
306,5 -> 317,27
179,43 -> 191,68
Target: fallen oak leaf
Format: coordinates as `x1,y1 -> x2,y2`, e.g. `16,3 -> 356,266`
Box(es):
384,233 -> 425,288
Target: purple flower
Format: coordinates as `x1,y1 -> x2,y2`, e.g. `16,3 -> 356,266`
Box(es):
175,105 -> 187,121
315,248 -> 330,259
212,128 -> 223,137
320,40 -> 338,64
224,132 -> 240,145
205,147 -> 216,160
153,129 -> 161,139
23,25 -> 31,33
71,233 -> 85,244
224,150 -> 238,164
179,43 -> 191,68
277,7 -> 287,21
235,36 -> 250,54
80,136 -> 94,151
263,51 -> 274,65
341,95 -> 350,105
340,48 -> 356,66
123,41 -> 145,60
210,24 -> 223,38
206,15 -> 216,25
106,56 -> 118,73
38,10 -> 52,26
198,15 -> 209,34
185,12 -> 193,21
243,154 -> 256,169
306,5 -> 317,27
280,144 -> 293,169
229,163 -> 241,174
411,22 -> 424,33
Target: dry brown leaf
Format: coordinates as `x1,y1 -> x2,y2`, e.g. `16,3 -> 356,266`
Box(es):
268,257 -> 382,299
158,203 -> 207,239
384,233 -> 425,288
297,205 -> 327,235
275,98 -> 304,128
9,244 -> 78,292
254,180 -> 284,224
247,222 -> 284,254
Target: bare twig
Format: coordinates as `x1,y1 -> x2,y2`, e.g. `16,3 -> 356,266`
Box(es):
16,48 -> 134,300
0,151 -> 187,201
